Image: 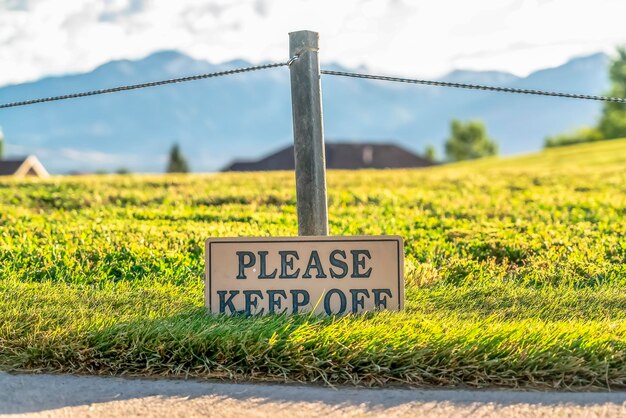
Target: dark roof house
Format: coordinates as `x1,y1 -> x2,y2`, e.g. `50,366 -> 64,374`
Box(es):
223,142 -> 435,171
0,156 -> 50,178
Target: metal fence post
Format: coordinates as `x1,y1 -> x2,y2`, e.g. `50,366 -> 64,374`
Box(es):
288,30 -> 329,236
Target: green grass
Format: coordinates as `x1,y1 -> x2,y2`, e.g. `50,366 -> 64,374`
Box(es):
2,139 -> 626,388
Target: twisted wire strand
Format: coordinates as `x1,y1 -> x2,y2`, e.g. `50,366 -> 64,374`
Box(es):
0,62 -> 290,109
2,59 -> 625,109
320,69 -> 626,103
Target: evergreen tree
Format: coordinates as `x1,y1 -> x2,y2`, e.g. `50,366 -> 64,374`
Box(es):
166,143 -> 190,173
444,119 -> 498,162
425,144 -> 436,162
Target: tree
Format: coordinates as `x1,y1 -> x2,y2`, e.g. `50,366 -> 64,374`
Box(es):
424,144 -> 436,162
166,143 -> 190,173
544,127 -> 602,148
444,119 -> 498,162
598,47 -> 626,140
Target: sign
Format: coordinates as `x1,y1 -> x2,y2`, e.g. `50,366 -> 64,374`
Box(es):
205,236 -> 404,315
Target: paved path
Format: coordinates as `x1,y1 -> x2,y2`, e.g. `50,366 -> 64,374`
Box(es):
2,372 -> 626,417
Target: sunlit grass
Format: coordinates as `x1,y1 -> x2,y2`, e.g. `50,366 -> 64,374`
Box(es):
1,139 -> 626,387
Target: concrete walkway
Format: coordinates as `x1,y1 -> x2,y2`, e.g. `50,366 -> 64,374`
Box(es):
1,372 -> 625,417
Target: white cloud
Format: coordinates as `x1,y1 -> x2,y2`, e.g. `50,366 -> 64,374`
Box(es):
0,0 -> 625,86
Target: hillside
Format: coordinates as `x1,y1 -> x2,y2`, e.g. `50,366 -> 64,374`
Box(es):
447,137 -> 626,170
1,139 -> 625,388
0,51 -> 610,173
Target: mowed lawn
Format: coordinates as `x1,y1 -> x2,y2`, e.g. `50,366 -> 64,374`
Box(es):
1,139 -> 626,388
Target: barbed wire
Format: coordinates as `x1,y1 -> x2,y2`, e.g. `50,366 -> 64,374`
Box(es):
320,69 -> 626,103
0,61 -> 292,110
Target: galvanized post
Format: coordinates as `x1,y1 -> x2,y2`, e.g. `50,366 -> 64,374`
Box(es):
288,30 -> 329,236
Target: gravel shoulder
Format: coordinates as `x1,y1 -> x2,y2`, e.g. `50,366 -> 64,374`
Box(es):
2,372 -> 626,418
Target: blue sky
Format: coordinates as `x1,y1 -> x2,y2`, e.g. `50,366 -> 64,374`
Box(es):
0,0 -> 625,86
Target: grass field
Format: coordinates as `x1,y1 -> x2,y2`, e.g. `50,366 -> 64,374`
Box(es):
1,139 -> 626,388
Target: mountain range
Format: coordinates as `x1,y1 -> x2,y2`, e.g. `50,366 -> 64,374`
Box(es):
0,50 -> 610,173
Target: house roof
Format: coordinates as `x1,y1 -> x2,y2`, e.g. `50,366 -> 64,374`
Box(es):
0,156 -> 50,178
223,142 -> 435,172
0,159 -> 28,176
